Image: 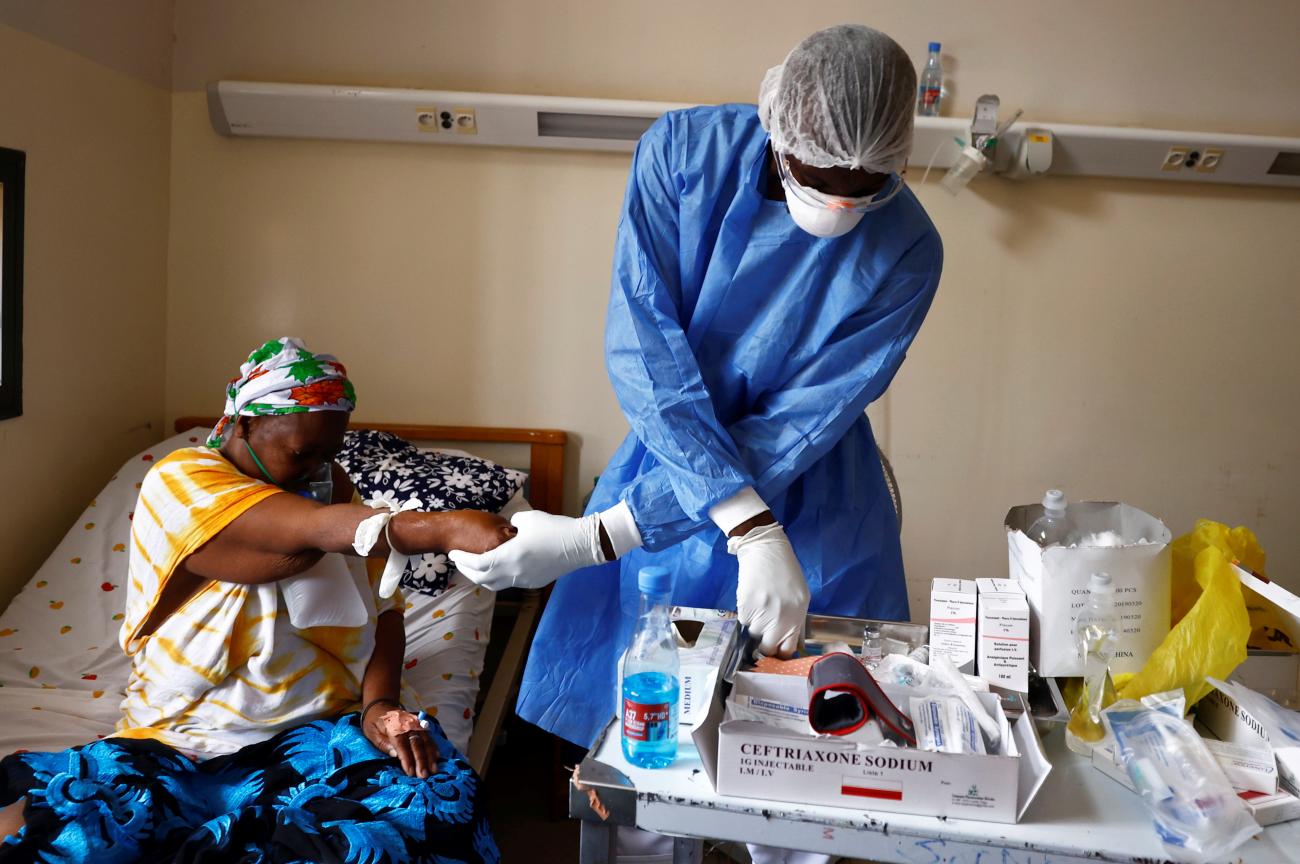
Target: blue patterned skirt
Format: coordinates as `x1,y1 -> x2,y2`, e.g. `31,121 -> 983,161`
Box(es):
0,713 -> 498,863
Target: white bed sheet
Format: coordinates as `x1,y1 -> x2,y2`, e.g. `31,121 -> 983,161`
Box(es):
0,427 -> 510,757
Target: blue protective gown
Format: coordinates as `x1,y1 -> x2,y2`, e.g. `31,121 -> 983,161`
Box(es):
517,104 -> 942,747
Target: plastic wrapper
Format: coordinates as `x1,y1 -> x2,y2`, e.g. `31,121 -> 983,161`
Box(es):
727,693 -> 811,734
928,654 -> 1001,750
1104,697 -> 1259,862
1114,521 -> 1253,707
910,695 -> 986,755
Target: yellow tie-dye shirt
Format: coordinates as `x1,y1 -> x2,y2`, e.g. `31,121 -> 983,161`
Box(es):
116,447 -> 400,756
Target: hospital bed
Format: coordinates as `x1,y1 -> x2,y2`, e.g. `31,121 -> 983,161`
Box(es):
0,417 -> 566,778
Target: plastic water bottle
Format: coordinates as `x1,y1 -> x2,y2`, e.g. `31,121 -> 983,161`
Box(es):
1067,572 -> 1118,753
621,566 -> 679,768
1027,489 -> 1074,547
917,42 -> 943,116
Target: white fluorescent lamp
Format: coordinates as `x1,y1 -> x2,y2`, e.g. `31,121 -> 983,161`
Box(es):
209,81 -> 1300,189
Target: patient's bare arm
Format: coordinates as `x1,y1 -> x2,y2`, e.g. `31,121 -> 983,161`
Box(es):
183,489 -> 515,586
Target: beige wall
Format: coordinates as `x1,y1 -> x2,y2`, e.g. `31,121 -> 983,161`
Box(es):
0,0 -> 174,89
157,0 -> 1297,609
0,23 -> 172,605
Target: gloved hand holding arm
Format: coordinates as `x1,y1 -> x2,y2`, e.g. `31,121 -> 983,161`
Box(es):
449,502 -> 644,591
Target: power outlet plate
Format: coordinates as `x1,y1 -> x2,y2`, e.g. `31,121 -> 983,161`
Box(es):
1197,147 -> 1225,173
1162,147 -> 1190,171
451,107 -> 477,134
415,107 -> 440,133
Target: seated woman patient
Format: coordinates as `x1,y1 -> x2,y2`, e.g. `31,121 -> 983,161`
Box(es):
0,337 -> 512,863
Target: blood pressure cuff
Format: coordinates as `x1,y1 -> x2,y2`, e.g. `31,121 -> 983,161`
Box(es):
807,652 -> 917,747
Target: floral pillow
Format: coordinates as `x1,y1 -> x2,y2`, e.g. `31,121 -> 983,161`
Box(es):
337,429 -> 526,595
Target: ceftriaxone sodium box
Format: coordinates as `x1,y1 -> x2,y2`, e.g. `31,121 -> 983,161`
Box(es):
929,579 -> 977,674
976,579 -> 1029,692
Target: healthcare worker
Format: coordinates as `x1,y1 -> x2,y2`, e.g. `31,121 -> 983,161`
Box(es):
454,22 -> 939,751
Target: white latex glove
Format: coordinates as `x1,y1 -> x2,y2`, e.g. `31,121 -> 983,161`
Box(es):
728,522 -> 810,658
449,510 -> 604,591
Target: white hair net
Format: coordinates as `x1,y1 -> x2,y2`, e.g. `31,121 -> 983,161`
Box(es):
758,24 -> 917,173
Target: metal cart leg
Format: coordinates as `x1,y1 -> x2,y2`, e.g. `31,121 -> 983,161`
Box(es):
672,836 -> 705,864
579,821 -> 618,864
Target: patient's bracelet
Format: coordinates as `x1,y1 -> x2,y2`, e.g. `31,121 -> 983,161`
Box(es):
361,697 -> 402,722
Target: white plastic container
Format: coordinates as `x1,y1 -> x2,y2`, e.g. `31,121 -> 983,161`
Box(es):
941,145 -> 987,195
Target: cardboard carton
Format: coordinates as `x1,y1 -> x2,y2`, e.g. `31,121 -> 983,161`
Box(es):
1006,502 -> 1171,676
976,579 -> 1029,692
695,668 -> 1051,823
929,579 -> 977,674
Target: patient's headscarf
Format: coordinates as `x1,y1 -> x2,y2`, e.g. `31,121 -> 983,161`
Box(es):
207,337 -> 356,448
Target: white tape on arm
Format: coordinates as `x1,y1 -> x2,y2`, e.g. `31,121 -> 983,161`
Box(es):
352,498 -> 424,599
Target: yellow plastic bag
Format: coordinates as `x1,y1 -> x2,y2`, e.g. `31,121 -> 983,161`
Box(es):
1114,520 -> 1255,707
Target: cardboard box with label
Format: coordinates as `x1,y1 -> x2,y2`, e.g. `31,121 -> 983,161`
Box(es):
976,578 -> 1029,692
1195,567 -> 1300,796
692,666 -> 1052,824
1006,502 -> 1171,677
1233,564 -> 1300,694
929,579 -> 977,674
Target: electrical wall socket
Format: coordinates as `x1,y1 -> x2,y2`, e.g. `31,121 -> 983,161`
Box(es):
1197,147 -> 1225,173
1163,147 -> 1190,171
415,107 -> 440,133
452,107 -> 477,134
1164,145 -> 1224,173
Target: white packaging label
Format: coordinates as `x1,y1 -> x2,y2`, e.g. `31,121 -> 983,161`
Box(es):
929,579 -> 977,674
1202,738 -> 1278,795
977,592 -> 1030,692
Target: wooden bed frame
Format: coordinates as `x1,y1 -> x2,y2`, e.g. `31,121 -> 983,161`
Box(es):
174,417 -> 568,777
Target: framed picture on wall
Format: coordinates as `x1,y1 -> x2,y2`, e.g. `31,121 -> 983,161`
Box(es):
0,146 -> 24,421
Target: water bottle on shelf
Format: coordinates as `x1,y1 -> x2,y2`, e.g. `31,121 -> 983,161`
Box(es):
917,42 -> 943,116
621,566 -> 680,768
1067,571 -> 1119,753
1027,489 -> 1075,547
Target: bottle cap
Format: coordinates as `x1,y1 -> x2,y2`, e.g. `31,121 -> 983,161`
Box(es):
638,566 -> 672,594
1089,572 -> 1114,593
929,42 -> 941,52
1042,489 -> 1067,515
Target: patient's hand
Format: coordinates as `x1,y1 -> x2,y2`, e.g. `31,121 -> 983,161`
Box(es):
439,510 -> 515,554
364,706 -> 438,778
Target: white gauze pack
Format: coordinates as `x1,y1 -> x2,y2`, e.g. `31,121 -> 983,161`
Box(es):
910,695 -> 987,755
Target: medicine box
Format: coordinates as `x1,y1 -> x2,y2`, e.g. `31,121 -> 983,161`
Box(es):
929,579 -> 977,674
976,580 -> 1029,692
1233,564 -> 1300,694
1197,681 -> 1300,797
696,669 -> 1052,823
